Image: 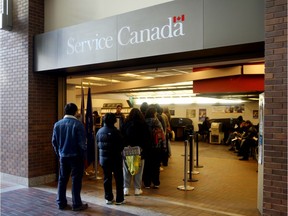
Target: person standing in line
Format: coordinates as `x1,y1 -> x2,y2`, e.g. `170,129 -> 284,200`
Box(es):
143,106 -> 165,189
163,107 -> 172,157
96,113 -> 126,205
115,104 -> 126,130
93,111 -> 101,135
121,108 -> 151,196
155,104 -> 168,168
52,103 -> 88,211
161,107 -> 171,166
140,102 -> 149,117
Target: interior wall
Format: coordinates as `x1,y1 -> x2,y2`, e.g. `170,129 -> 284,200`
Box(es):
163,102 -> 259,128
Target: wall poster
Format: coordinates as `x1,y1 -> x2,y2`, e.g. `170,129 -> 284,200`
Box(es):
199,108 -> 206,121
186,109 -> 196,118
253,110 -> 259,119
224,104 -> 245,113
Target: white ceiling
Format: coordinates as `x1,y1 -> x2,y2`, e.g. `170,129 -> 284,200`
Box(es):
67,60 -> 264,101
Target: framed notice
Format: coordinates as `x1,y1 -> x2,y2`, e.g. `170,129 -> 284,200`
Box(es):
253,110 -> 259,119
186,109 -> 196,118
199,109 -> 206,121
225,105 -> 245,113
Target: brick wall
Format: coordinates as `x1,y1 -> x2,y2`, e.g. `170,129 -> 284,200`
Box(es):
0,0 -> 287,213
264,0 -> 287,215
0,0 -> 58,184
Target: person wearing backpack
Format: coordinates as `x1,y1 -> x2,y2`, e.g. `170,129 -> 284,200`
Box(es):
143,105 -> 165,189
121,108 -> 150,196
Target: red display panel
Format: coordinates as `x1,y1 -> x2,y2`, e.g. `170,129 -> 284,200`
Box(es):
193,75 -> 264,93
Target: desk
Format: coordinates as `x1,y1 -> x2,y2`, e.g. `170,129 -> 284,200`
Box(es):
172,126 -> 186,141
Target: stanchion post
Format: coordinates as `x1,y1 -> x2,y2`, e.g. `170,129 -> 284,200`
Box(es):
188,135 -> 198,182
195,132 -> 204,168
188,135 -> 193,180
89,138 -> 102,180
177,140 -> 194,191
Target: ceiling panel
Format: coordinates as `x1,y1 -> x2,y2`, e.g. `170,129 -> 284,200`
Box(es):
67,62 -> 264,101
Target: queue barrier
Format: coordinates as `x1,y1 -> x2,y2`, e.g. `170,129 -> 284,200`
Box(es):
177,140 -> 194,191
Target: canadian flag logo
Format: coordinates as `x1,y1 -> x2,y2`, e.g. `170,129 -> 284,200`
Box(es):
173,14 -> 185,23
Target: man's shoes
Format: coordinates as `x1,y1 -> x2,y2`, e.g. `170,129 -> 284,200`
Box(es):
239,157 -> 249,161
72,203 -> 88,211
153,185 -> 159,189
105,200 -> 114,205
124,188 -> 129,196
115,200 -> 126,205
134,188 -> 143,196
58,204 -> 71,210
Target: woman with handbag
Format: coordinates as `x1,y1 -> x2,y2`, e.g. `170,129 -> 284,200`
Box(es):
121,108 -> 150,196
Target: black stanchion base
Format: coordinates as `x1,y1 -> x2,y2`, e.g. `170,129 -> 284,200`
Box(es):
195,165 -> 204,168
188,179 -> 198,182
184,178 -> 198,182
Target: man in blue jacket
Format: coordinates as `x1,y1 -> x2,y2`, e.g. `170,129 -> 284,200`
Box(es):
52,103 -> 88,211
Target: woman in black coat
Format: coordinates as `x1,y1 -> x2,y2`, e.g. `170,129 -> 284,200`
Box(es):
96,113 -> 125,205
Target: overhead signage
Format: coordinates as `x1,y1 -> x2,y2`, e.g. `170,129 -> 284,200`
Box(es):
34,0 -> 203,71
34,0 -> 264,72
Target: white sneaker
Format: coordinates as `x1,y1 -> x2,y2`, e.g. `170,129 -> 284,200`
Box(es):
124,188 -> 129,196
115,200 -> 126,205
134,188 -> 143,196
105,200 -> 113,205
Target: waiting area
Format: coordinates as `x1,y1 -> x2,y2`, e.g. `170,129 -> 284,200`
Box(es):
1,140 -> 260,216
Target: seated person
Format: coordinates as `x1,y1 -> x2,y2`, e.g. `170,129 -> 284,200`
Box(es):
227,116 -> 245,150
237,120 -> 258,161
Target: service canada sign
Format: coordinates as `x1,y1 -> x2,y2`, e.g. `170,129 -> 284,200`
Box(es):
34,0 -> 203,71
66,15 -> 186,55
118,15 -> 185,46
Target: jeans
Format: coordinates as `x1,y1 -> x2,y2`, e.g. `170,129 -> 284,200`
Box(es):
57,156 -> 84,208
123,159 -> 144,189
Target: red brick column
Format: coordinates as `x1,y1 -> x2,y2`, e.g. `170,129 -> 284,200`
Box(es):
0,0 -> 58,185
264,0 -> 287,215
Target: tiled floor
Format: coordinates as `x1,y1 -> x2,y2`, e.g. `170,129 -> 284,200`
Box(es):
1,140 -> 261,216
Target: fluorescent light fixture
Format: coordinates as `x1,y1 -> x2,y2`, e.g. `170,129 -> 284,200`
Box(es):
120,73 -> 140,77
134,97 -> 245,105
155,81 -> 193,87
119,73 -> 154,80
126,90 -> 195,97
86,77 -> 120,83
